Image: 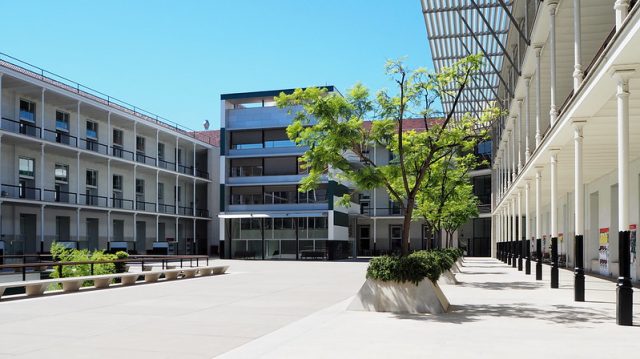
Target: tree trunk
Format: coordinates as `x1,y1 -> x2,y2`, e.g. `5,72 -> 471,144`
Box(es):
401,200 -> 414,256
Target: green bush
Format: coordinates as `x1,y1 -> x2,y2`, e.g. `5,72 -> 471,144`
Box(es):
49,242 -> 117,286
114,251 -> 129,273
366,249 -> 455,285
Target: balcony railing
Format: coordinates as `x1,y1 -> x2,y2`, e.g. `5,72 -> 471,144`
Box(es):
158,159 -> 174,170
111,146 -> 135,161
79,194 -> 108,207
135,200 -> 156,212
195,208 -> 209,217
79,138 -> 109,155
43,189 -> 77,204
1,117 -> 41,138
43,128 -> 77,147
177,164 -> 192,175
136,152 -> 157,166
195,168 -> 209,179
111,197 -> 134,210
178,206 -> 194,216
1,184 -> 41,200
158,203 -> 175,214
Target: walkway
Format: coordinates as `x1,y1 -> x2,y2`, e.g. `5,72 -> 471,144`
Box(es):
0,258 -> 638,358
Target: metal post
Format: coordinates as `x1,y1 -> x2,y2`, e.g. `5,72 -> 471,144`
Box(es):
535,168 -> 543,280
573,121 -> 586,300
550,150 -> 559,288
517,189 -> 523,271
512,198 -> 517,268
525,180 -> 531,274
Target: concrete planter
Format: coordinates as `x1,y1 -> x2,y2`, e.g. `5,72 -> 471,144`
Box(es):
451,262 -> 462,274
348,278 -> 450,314
438,270 -> 460,285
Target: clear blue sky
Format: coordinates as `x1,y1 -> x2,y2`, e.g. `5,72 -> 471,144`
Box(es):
0,0 -> 432,130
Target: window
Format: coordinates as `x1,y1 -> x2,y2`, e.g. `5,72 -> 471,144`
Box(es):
54,164 -> 69,183
157,182 -> 164,203
19,99 -> 35,122
86,121 -> 98,139
158,143 -> 165,161
56,111 -> 70,132
113,175 -> 123,191
86,170 -> 98,188
176,148 -> 183,165
136,136 -> 145,153
136,179 -> 145,194
113,129 -> 123,146
19,158 -> 35,178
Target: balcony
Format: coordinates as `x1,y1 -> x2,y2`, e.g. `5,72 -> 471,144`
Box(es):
1,117 -> 41,138
158,203 -> 176,214
79,138 -> 109,155
1,184 -> 41,200
364,207 -> 405,217
136,152 -> 157,166
135,200 -> 156,212
111,197 -> 134,210
43,189 -> 77,204
111,146 -> 135,161
79,194 -> 108,207
43,128 -> 77,147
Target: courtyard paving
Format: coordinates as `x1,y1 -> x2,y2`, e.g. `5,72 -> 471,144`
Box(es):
0,257 -> 638,358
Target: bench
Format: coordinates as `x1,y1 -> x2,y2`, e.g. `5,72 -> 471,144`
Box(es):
0,265 -> 230,299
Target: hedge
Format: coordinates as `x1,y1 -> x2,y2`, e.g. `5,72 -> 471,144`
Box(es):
366,249 -> 462,285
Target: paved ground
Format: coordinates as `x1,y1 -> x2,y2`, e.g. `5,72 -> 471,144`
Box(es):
0,258 -> 639,358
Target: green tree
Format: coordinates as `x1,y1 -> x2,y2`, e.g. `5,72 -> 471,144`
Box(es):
415,151 -> 480,248
276,55 -> 497,256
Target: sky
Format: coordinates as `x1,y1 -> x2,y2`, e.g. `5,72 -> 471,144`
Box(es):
0,0 -> 432,131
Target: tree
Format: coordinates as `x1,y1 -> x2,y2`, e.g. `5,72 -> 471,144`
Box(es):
276,55 -> 497,256
414,150 -> 480,248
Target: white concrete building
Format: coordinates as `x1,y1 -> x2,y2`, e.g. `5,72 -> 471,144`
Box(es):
0,54 -> 218,256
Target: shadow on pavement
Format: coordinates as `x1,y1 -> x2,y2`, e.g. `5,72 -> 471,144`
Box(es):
459,281 -> 544,290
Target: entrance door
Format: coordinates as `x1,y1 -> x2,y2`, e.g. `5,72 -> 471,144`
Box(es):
20,214 -> 37,254
158,222 -> 166,242
86,218 -> 99,250
136,221 -> 146,254
357,225 -> 370,256
389,225 -> 403,254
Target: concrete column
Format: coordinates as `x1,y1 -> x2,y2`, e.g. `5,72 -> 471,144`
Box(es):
535,167 -> 543,280
517,189 -> 523,271
548,1 -> 559,125
573,0 -> 583,90
76,153 -> 80,204
512,197 -> 517,268
511,126 -> 516,181
573,120 -> 586,301
40,88 -> 45,139
517,100 -> 523,172
535,46 -> 542,146
39,144 -> 45,196
525,78 -> 531,161
40,205 -> 44,253
525,180 -> 532,274
507,199 -> 512,265
0,73 -> 3,119
615,0 -> 631,31
550,150 -> 559,288
175,174 -> 179,215
76,208 -> 80,243
613,69 -> 634,325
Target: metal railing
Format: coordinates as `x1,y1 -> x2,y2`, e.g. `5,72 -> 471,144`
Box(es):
158,159 -> 175,169
43,189 -> 77,204
79,193 -> 108,207
43,128 -> 78,147
79,138 -> 109,155
1,183 -> 41,200
1,117 -> 41,138
158,204 -> 176,214
111,197 -> 134,210
136,152 -> 157,166
0,52 -> 216,146
111,145 -> 135,161
135,200 -> 156,212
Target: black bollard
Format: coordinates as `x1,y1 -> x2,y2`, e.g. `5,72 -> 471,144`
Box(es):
525,239 -> 531,275
518,239 -> 523,271
574,234 -> 585,301
616,231 -> 633,326
551,237 -> 559,288
507,240 -> 512,265
536,238 -> 542,280
511,239 -> 517,268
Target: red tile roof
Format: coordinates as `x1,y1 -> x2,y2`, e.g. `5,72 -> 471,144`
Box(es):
192,130 -> 220,147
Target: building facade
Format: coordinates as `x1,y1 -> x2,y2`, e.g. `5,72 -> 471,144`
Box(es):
0,54 -> 218,256
218,88 -> 359,260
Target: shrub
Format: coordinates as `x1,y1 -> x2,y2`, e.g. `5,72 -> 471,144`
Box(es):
366,250 -> 452,285
49,242 -> 117,286
114,251 -> 129,273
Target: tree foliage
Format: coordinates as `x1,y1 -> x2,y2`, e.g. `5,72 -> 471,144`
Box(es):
276,55 -> 498,255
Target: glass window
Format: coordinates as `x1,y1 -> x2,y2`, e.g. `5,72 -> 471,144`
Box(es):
113,175 -> 123,191
157,182 -> 164,202
56,111 -> 70,132
136,136 -> 145,153
136,179 -> 145,194
19,157 -> 35,178
264,128 -> 294,148
113,129 -> 123,146
86,169 -> 98,187
157,143 -> 165,161
230,130 -> 262,149
55,164 -> 69,183
86,121 -> 98,139
19,99 -> 35,122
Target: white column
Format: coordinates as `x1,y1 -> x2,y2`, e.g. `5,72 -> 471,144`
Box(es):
548,1 -> 559,125
107,112 -> 111,155
517,100 -> 523,172
39,144 -> 45,194
573,0 -> 583,90
156,215 -> 160,242
76,101 -> 81,140
535,46 -> 542,146
615,0 -> 631,31
511,125 -> 516,181
525,180 -> 531,244
512,197 -> 517,248
614,71 -> 634,231
524,77 -> 531,161
76,153 -> 80,204
550,150 -> 559,237
175,174 -> 179,214
0,73 -> 3,119
40,88 -> 45,139
574,121 -> 586,236
536,168 -> 542,240
76,208 -> 80,242
517,189 -> 522,246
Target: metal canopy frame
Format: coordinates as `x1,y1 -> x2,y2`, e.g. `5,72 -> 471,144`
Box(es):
422,0 -> 513,122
